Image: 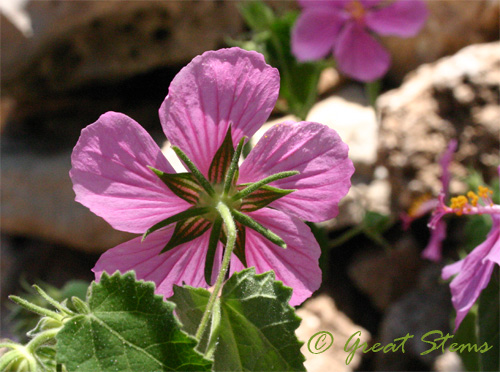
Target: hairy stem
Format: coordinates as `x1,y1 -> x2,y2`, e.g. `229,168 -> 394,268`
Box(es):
195,202 -> 237,341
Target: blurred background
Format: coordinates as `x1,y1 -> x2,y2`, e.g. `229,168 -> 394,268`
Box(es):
1,1 -> 499,371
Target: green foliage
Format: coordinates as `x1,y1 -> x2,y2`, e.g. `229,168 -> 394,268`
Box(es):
8,280 -> 88,341
229,0 -> 328,119
56,271 -> 212,372
453,306 -> 480,372
171,268 -> 306,371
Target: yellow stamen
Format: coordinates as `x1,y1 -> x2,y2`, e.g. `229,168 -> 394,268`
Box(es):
478,186 -> 493,199
467,191 -> 479,207
450,195 -> 468,216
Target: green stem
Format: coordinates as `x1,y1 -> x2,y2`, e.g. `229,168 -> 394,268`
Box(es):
9,295 -> 62,321
27,328 -> 60,353
195,202 -> 237,341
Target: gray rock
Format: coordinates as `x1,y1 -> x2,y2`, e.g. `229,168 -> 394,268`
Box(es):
1,149 -> 133,253
377,42 -> 500,213
3,0 -> 242,98
296,294 -> 371,372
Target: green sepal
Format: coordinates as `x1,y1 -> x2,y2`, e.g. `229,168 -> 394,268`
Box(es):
149,167 -> 203,205
220,222 -> 247,267
172,146 -> 216,197
208,126 -> 235,184
205,216 -> 223,286
162,216 -> 212,253
239,184 -> 295,212
143,206 -> 211,241
232,170 -> 299,201
223,136 -> 246,195
71,296 -> 90,315
231,209 -> 286,249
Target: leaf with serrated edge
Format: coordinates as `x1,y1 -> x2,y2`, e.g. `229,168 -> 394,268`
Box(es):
56,271 -> 212,372
171,268 -> 305,371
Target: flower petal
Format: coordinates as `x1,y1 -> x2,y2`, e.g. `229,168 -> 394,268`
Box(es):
239,121 -> 353,222
365,0 -> 428,37
291,9 -> 345,61
444,219 -> 500,331
334,21 -> 390,82
70,112 -> 191,234
229,208 -> 321,306
160,48 -> 280,177
421,220 -> 446,262
92,228 -> 223,298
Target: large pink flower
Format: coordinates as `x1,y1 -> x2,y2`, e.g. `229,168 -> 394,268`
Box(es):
70,48 -> 354,305
291,0 -> 428,82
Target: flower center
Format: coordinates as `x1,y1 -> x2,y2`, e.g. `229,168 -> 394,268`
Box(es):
345,0 -> 366,21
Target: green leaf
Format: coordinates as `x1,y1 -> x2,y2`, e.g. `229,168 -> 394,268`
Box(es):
208,126 -> 235,184
162,216 -> 213,253
237,0 -> 275,32
56,272 -> 212,372
149,167 -> 203,205
478,268 -> 499,371
171,268 -> 306,371
239,184 -> 295,212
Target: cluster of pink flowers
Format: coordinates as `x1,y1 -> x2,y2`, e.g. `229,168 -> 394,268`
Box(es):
70,47 -> 354,305
292,0 -> 428,81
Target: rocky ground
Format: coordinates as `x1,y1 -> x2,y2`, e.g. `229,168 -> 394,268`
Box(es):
1,1 -> 499,371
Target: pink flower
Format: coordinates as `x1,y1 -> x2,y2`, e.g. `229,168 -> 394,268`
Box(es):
401,139 -> 457,262
442,214 -> 500,331
70,48 -> 354,305
430,167 -> 500,331
291,0 -> 428,82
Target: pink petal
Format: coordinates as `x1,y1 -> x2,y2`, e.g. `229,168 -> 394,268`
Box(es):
421,220 -> 446,262
70,112 -> 191,234
365,0 -> 428,37
229,208 -> 321,306
160,48 -> 279,177
334,21 -> 390,82
483,215 -> 500,266
93,228 -> 223,298
239,121 -> 354,222
444,219 -> 500,331
442,259 -> 464,281
291,9 -> 345,62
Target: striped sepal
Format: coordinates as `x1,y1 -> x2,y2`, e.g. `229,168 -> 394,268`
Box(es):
220,222 -> 247,267
208,126 -> 235,184
204,216 -> 222,286
161,216 -> 212,253
149,167 -> 203,205
238,184 -> 295,212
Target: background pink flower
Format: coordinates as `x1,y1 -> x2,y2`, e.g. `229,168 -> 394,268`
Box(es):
291,0 -> 428,81
70,48 -> 354,305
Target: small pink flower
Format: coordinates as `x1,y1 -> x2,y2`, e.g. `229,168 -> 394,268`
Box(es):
429,167 -> 500,331
291,0 -> 428,81
70,48 -> 354,305
401,139 -> 457,262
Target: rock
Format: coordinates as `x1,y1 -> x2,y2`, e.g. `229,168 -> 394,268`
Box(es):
377,42 -> 500,213
374,264 -> 453,371
383,0 -> 500,82
0,13 -> 28,84
296,294 -> 371,372
0,149 -> 133,253
2,0 -> 242,98
348,235 -> 423,311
